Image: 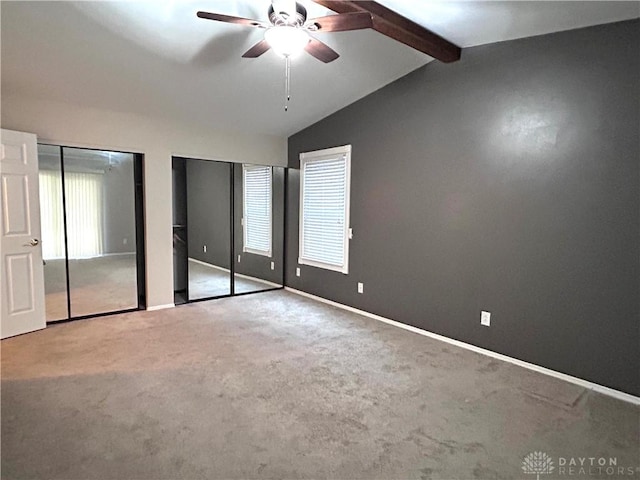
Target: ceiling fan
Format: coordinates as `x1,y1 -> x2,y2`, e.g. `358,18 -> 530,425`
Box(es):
196,0 -> 373,63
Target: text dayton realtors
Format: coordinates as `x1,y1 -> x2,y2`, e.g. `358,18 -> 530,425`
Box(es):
558,457 -> 638,477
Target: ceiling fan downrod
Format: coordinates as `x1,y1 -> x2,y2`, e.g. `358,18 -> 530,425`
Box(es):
285,55 -> 291,112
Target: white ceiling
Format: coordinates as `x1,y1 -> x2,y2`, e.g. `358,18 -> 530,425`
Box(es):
2,1 -> 638,137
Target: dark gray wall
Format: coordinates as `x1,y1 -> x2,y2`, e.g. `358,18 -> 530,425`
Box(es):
287,20 -> 640,396
172,158 -> 188,292
233,164 -> 285,286
186,159 -> 231,269
172,158 -> 187,227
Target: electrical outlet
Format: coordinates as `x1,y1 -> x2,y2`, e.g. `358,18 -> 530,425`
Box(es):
237,255 -> 241,263
357,282 -> 364,294
481,311 -> 491,327
296,267 -> 300,277
123,238 -> 128,245
203,245 -> 207,253
270,261 -> 275,270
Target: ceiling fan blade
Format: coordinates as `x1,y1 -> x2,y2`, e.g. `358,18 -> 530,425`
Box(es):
197,11 -> 267,28
242,39 -> 271,58
305,38 -> 339,63
305,12 -> 373,32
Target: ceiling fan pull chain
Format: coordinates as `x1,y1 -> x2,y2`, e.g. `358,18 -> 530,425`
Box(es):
285,55 -> 291,112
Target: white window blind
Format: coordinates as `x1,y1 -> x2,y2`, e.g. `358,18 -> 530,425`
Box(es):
39,170 -> 103,260
65,171 -> 104,259
39,170 -> 66,259
243,165 -> 272,257
299,145 -> 351,274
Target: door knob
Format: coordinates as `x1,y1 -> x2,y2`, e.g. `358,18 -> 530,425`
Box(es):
23,238 -> 39,247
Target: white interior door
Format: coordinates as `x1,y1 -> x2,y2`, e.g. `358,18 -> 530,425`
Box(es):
1,129 -> 46,338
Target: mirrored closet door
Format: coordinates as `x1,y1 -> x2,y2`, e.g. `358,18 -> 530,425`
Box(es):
172,157 -> 283,304
188,159 -> 232,300
38,145 -> 145,321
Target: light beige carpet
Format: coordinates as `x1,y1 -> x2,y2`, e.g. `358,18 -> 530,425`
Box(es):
43,254 -> 138,320
2,291 -> 638,479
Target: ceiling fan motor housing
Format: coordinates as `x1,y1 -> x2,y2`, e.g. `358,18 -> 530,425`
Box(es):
268,2 -> 307,26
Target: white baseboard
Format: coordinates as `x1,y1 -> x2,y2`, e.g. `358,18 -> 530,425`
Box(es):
284,287 -> 640,406
188,257 -> 227,271
146,303 -> 175,311
188,258 -> 281,288
234,273 -> 281,289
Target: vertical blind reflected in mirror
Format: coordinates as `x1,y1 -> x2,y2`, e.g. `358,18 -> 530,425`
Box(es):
37,145 -> 144,320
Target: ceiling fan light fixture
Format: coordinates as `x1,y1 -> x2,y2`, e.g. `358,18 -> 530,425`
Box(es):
264,26 -> 310,57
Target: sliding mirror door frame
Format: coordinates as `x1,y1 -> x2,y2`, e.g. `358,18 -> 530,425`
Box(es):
38,144 -> 146,323
172,157 -> 285,304
190,159 -> 232,301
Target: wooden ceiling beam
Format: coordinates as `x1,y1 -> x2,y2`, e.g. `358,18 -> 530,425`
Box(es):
310,0 -> 461,63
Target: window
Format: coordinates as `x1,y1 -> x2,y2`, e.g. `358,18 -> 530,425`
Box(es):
242,165 -> 272,257
299,145 -> 351,274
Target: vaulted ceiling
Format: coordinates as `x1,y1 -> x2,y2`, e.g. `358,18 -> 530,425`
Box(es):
2,1 -> 638,137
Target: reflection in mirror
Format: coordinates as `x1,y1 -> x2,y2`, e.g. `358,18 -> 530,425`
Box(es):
186,159 -> 231,300
63,147 -> 139,317
37,145 -> 69,321
234,164 -> 284,294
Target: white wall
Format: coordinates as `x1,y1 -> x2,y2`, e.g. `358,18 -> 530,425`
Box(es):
1,94 -> 287,308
